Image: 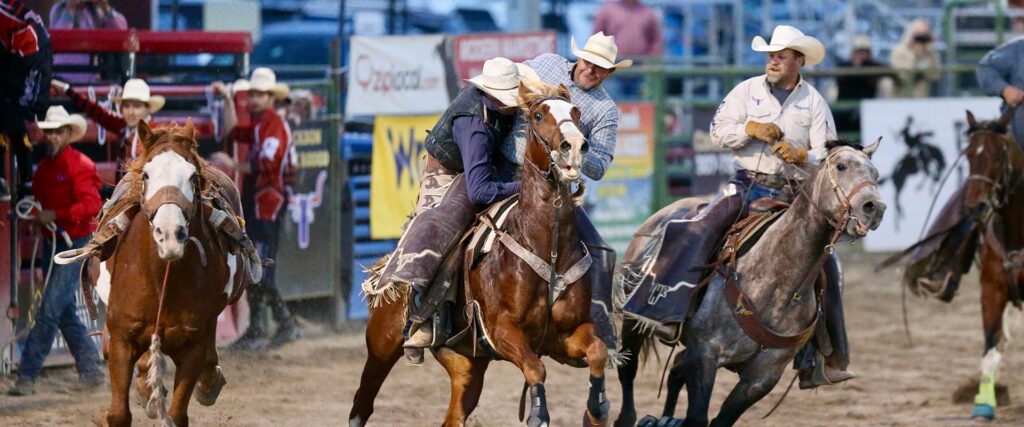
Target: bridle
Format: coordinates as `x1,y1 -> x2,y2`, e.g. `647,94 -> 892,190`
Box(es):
964,130 -> 1019,221
525,95 -> 586,184
800,147 -> 879,247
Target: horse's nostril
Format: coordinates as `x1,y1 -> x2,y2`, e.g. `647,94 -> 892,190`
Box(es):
154,226 -> 162,235
175,226 -> 187,242
863,201 -> 876,213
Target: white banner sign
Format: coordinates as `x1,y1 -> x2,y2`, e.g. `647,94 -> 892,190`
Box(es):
346,35 -> 453,116
862,97 -> 1002,252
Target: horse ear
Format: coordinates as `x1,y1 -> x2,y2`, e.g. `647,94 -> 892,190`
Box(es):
557,83 -> 570,100
997,106 -> 1016,128
966,110 -> 978,130
183,117 -> 196,143
137,120 -> 154,151
518,81 -> 535,103
863,136 -> 882,158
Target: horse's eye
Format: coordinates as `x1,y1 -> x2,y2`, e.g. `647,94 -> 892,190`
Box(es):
533,112 -> 542,122
581,142 -> 590,153
142,172 -> 149,180
836,163 -> 847,172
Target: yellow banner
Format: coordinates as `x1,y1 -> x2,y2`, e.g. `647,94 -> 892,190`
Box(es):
370,114 -> 440,239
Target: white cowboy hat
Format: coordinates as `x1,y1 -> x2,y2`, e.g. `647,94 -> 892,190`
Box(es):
852,35 -> 872,51
751,25 -> 826,66
571,32 -> 633,70
115,78 -> 166,113
238,67 -> 290,99
466,57 -> 524,107
516,63 -> 541,84
37,106 -> 88,142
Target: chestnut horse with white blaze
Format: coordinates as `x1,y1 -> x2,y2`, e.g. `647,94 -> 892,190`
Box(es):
97,120 -> 248,427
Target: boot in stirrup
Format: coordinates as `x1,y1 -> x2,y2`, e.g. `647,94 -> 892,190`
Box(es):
799,354 -> 856,389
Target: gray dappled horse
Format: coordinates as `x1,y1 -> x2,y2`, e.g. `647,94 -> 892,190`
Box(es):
616,141 -> 885,427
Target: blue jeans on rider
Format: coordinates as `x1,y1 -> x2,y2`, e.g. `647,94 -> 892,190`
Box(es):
18,236 -> 103,382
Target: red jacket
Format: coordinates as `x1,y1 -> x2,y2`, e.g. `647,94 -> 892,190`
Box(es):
33,146 -> 102,239
232,108 -> 296,220
0,0 -> 42,57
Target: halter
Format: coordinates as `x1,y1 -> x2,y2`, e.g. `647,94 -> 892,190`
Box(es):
140,170 -> 201,225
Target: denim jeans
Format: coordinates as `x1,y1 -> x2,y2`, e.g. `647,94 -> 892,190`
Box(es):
18,236 -> 103,381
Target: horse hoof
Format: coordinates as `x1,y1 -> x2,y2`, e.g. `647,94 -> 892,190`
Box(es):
971,404 -> 995,421
527,415 -> 549,427
584,409 -> 609,426
613,411 -> 637,427
195,367 -> 227,406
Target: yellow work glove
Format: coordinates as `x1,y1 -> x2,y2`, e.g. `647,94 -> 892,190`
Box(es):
770,141 -> 808,165
745,121 -> 784,143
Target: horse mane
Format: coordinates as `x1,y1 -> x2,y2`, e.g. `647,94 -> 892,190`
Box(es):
517,80 -> 570,112
125,123 -> 205,176
968,119 -> 1010,136
825,138 -> 864,152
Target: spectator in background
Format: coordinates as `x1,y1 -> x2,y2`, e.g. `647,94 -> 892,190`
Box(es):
834,35 -> 885,133
890,19 -> 941,98
592,0 -> 662,98
977,37 -> 1024,145
49,0 -> 126,29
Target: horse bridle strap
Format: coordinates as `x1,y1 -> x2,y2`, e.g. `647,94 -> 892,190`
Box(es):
142,186 -> 197,221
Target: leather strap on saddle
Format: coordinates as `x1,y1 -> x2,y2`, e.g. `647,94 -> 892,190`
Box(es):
78,256 -> 100,320
478,214 -> 592,304
722,271 -> 820,349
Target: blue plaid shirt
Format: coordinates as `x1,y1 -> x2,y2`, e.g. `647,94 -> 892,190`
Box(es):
500,54 -> 619,180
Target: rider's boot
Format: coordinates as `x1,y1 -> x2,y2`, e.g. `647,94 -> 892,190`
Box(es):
798,254 -> 855,389
402,283 -> 429,365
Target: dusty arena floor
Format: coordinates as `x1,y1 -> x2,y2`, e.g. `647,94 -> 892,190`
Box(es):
3,248 -> 1024,426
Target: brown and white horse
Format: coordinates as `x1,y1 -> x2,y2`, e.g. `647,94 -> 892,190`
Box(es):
98,120 -> 244,427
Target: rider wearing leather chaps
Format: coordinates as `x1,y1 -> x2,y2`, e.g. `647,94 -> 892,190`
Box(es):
901,187 -> 977,301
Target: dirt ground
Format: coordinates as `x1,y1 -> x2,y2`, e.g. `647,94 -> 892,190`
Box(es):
3,247 -> 1024,426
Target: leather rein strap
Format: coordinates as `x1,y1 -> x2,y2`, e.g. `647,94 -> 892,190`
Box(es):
723,149 -> 874,349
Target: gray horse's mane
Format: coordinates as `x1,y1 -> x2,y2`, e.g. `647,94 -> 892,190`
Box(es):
825,138 -> 865,152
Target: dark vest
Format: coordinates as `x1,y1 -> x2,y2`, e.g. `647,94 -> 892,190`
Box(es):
425,87 -> 514,172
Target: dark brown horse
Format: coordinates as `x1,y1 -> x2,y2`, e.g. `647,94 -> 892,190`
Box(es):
350,81 -> 609,427
98,120 -> 247,426
959,108 -> 1022,421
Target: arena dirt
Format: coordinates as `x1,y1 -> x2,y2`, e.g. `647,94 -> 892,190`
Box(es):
2,247 -> 1024,426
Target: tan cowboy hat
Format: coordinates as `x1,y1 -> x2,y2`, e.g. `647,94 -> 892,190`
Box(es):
238,67 -> 290,100
37,106 -> 88,142
752,25 -> 826,66
115,78 -> 166,113
466,57 -> 524,107
571,32 -> 633,70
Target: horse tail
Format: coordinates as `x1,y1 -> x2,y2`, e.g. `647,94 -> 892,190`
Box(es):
146,334 -> 174,427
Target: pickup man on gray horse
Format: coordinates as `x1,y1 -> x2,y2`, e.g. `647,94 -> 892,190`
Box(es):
620,25 -> 854,390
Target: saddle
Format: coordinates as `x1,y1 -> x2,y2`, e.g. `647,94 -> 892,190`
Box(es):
713,198 -> 788,266
465,195 -> 520,268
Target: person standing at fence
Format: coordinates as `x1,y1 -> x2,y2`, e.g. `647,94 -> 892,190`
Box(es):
977,37 -> 1024,146
0,0 -> 51,201
834,35 -> 886,133
8,106 -> 103,396
49,0 -> 128,84
890,19 -> 941,98
592,1 -> 662,98
216,68 -> 300,351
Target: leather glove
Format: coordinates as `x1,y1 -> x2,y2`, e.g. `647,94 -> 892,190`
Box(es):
770,141 -> 808,165
745,121 -> 784,143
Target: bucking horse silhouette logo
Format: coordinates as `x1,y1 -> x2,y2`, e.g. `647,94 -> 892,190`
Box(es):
287,170 -> 328,249
880,115 -> 946,229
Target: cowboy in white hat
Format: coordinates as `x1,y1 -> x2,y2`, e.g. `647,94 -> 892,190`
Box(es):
53,77 -> 165,169
8,105 -> 104,396
362,57 -> 537,364
495,32 -> 630,354
628,25 -> 853,390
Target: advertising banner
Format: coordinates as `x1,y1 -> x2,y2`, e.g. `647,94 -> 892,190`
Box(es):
452,32 -> 557,82
346,35 -> 455,116
370,114 -> 440,239
861,97 -> 1002,252
587,103 -> 656,253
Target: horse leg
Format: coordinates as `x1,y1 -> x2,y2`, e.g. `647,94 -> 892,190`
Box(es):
435,347 -> 491,427
662,349 -> 688,418
105,336 -> 142,427
680,343 -> 717,427
195,321 -> 227,407
614,318 -> 647,427
349,298 -> 406,426
492,318 -> 549,427
168,339 -> 208,427
563,322 -> 610,426
972,254 -> 1011,421
709,354 -> 787,427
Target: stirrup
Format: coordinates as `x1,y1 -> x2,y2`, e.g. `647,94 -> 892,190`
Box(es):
54,245 -> 97,265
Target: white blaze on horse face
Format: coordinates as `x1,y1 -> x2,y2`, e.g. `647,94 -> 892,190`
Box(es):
144,151 -> 197,260
544,99 -> 585,181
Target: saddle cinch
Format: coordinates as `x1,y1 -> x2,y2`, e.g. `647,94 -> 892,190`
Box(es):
70,167 -> 263,320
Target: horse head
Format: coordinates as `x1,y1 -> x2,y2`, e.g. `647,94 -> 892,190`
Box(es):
963,108 -> 1020,221
133,119 -> 204,261
805,138 -> 885,238
518,81 -> 587,184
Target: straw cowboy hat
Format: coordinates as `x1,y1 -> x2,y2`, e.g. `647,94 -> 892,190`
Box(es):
751,25 -> 826,66
115,79 -> 166,113
466,57 -> 527,107
238,67 -> 290,99
37,106 -> 88,142
570,32 -> 633,69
